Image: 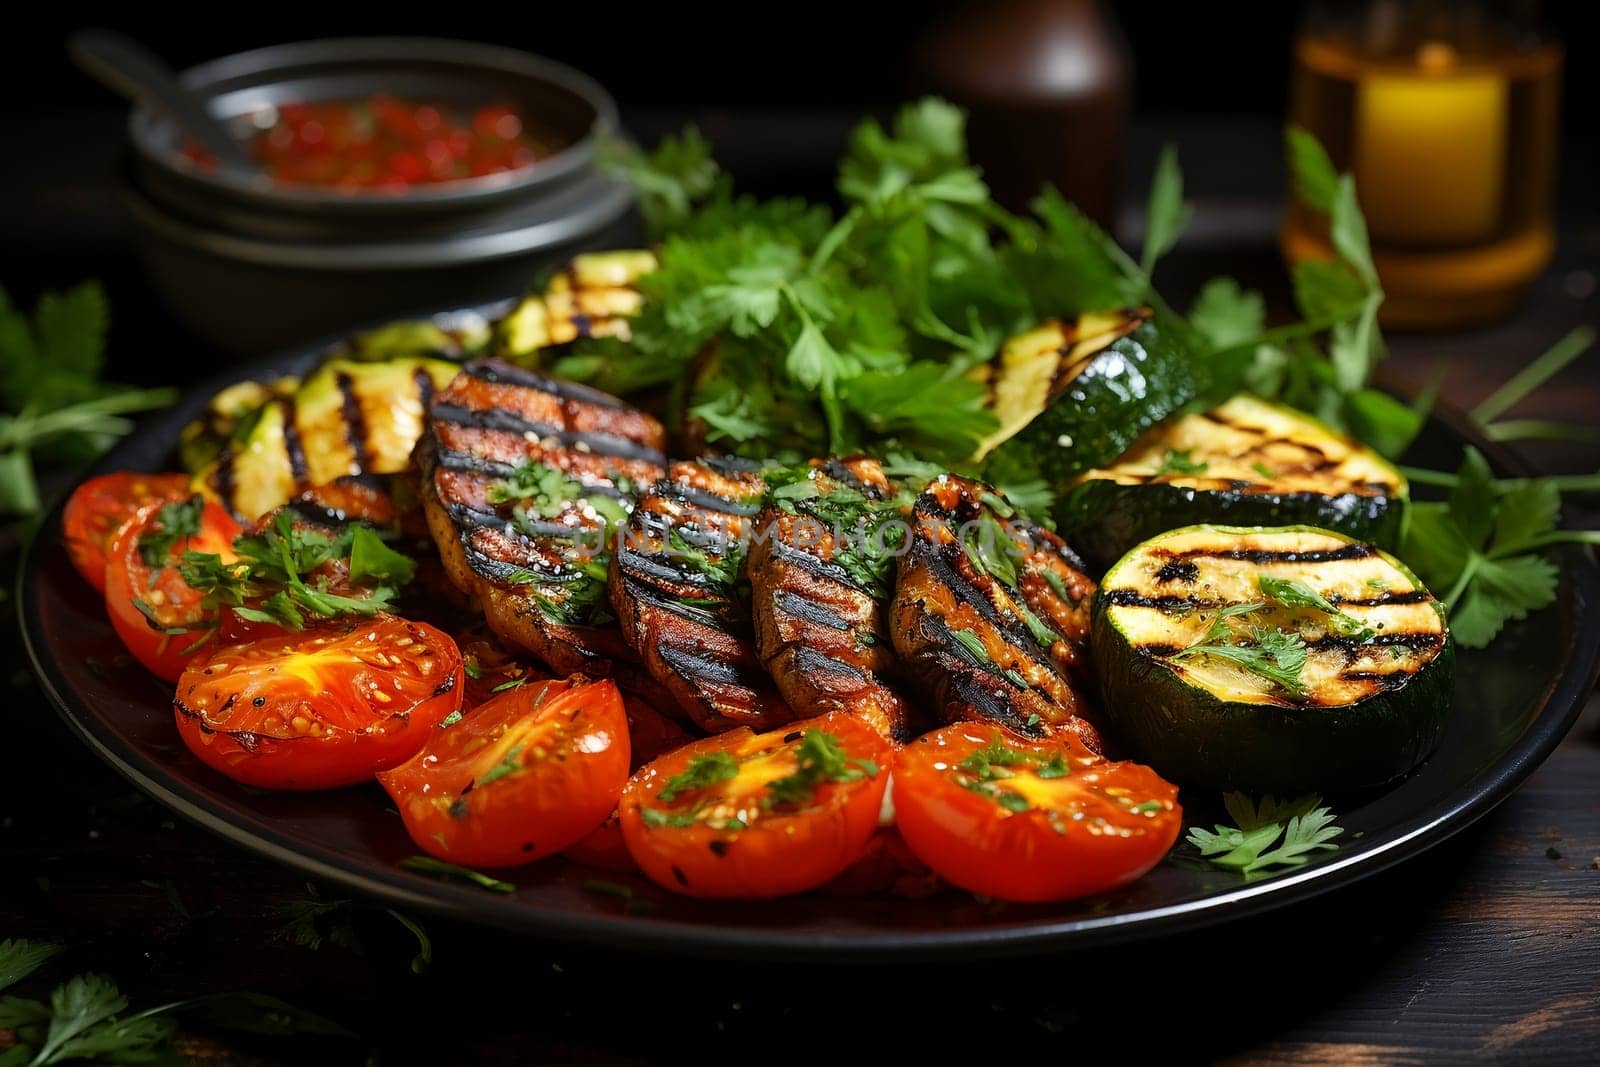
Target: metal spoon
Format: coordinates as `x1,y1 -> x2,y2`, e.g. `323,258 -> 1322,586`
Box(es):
68,29 -> 258,175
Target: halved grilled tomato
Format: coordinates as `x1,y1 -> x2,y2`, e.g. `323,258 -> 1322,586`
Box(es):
618,713 -> 891,899
377,676 -> 630,868
563,696 -> 690,873
105,496 -> 242,681
893,724 -> 1181,902
62,471 -> 192,593
174,615 -> 463,789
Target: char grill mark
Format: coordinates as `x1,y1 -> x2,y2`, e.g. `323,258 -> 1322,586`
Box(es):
610,457 -> 794,733
424,358 -> 665,679
334,371 -> 371,473
890,475 -> 1102,750
747,456 -> 917,741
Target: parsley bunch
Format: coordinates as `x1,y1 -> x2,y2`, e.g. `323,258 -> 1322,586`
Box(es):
584,102 -> 1096,465
0,283 -> 175,515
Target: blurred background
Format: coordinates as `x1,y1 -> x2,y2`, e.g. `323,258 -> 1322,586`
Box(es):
0,1 -> 1593,361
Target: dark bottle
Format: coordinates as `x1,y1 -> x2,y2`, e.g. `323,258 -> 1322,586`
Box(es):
913,0 -> 1132,227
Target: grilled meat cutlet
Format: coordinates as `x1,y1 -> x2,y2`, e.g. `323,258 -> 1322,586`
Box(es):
423,359 -> 667,678
609,457 -> 795,733
747,457 -> 918,742
891,475 -> 1102,751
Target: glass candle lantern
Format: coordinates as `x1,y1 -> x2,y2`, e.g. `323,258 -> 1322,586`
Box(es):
1284,1 -> 1562,330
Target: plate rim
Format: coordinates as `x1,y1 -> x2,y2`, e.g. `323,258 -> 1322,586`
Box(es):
19,326 -> 1600,960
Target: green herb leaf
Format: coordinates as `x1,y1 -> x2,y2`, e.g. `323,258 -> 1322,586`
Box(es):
1188,792 -> 1343,874
1286,126 -> 1340,213
765,730 -> 877,807
1188,277 -> 1265,349
136,495 -> 203,568
1170,608 -> 1309,697
1140,144 -> 1193,280
398,856 -> 515,893
0,940 -> 61,993
657,751 -> 739,803
475,746 -> 524,787
1153,448 -> 1208,477
348,526 -> 416,585
1402,447 -> 1570,648
1258,575 -> 1373,639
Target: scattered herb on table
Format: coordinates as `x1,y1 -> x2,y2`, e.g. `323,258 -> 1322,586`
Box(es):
0,937 -> 356,1063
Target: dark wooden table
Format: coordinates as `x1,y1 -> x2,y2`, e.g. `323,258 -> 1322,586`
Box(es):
3,113 -> 1597,1065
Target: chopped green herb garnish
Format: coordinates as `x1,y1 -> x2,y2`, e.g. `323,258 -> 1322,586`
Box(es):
765,730 -> 877,807
1153,449 -> 1208,477
1258,575 -> 1374,640
439,710 -> 463,728
476,746 -> 524,787
137,495 -> 203,568
490,677 -> 528,693
1251,462 -> 1276,479
640,807 -> 699,829
657,751 -> 739,803
178,510 -> 412,635
1171,619 -> 1309,697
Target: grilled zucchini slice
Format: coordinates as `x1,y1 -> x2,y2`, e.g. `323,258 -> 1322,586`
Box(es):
196,357 -> 460,519
979,309 -> 1197,477
1058,395 -> 1408,570
1092,524 -> 1453,793
495,250 -> 658,360
177,376 -> 300,475
344,311 -> 490,362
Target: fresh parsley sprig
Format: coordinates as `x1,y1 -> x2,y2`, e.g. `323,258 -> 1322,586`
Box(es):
0,938 -> 355,1063
1402,447 -> 1600,648
1187,793 -> 1344,875
0,283 -> 177,515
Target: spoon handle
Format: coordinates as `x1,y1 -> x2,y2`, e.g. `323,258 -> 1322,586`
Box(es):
69,30 -> 256,170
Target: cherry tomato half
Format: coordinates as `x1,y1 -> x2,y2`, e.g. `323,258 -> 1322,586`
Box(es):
174,615 -> 463,790
377,676 -> 630,867
619,713 -> 891,899
563,697 -> 690,873
894,725 -> 1182,903
63,472 -> 192,593
105,497 -> 242,681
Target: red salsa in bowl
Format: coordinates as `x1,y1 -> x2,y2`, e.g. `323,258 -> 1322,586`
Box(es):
184,93 -> 563,192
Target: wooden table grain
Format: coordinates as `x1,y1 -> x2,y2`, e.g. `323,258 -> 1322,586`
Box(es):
2,113 -> 1596,1065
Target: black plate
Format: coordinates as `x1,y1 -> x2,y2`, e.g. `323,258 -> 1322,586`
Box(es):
19,323 -> 1600,959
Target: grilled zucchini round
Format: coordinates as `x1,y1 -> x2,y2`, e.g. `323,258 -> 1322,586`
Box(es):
1092,524 -> 1453,793
1058,395 -> 1407,571
982,309 -> 1197,479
